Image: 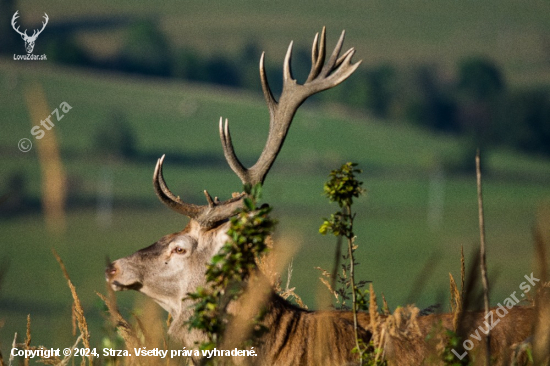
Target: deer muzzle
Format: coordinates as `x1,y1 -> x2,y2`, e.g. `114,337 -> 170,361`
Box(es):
105,260 -> 143,291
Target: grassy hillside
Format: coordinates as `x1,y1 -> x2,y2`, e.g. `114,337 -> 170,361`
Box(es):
1,56 -> 549,353
11,0 -> 550,86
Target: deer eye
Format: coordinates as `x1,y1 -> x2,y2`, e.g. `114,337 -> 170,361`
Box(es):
173,247 -> 187,255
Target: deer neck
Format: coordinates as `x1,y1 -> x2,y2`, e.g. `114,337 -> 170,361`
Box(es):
167,297 -> 208,347
167,273 -> 286,349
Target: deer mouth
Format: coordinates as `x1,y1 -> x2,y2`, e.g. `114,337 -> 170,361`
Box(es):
110,280 -> 143,292
105,262 -> 143,291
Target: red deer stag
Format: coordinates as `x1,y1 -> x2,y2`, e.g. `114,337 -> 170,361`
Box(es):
106,28 -> 541,365
106,27 -> 370,365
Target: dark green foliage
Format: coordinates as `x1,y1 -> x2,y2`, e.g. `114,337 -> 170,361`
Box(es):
0,171 -> 30,216
405,66 -> 459,133
439,330 -> 470,366
172,47 -> 210,81
320,163 -> 367,310
93,110 -> 137,159
0,0 -> 18,53
174,50 -> 242,87
363,65 -> 396,118
500,88 -> 550,155
457,57 -> 505,101
119,20 -> 172,77
321,162 -> 364,212
204,55 -> 241,87
43,36 -> 91,66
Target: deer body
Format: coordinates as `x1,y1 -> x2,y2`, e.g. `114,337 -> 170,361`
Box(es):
381,306 -> 536,366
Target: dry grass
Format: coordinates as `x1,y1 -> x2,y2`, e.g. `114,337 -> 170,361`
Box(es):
450,246 -> 465,332
7,251 -> 92,366
7,201 -> 549,365
52,249 -> 92,366
257,235 -> 307,309
531,223 -> 550,365
5,222 -> 548,366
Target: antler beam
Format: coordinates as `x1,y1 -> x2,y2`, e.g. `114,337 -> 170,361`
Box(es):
154,28 -> 360,228
220,26 -> 361,186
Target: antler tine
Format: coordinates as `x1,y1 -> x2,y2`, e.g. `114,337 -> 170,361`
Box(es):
219,117 -> 248,184
259,52 -> 277,119
154,154 -> 246,228
282,41 -> 295,84
238,28 -> 361,186
153,155 -> 204,218
319,29 -> 346,78
335,47 -> 354,70
307,27 -> 326,83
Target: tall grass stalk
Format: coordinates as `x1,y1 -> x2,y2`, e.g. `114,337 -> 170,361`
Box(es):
475,150 -> 491,365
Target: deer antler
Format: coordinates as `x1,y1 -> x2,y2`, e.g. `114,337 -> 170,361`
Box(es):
153,155 -> 245,228
220,27 -> 361,186
154,28 -> 360,228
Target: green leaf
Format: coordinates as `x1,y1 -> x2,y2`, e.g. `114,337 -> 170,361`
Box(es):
243,197 -> 255,211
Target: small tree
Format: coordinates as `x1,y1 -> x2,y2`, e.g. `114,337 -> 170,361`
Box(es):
320,162 -> 371,364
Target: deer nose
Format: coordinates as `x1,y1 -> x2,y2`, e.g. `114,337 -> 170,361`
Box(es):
105,261 -> 119,280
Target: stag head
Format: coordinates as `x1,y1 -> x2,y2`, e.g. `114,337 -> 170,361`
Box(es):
105,28 -> 360,341
11,11 -> 49,54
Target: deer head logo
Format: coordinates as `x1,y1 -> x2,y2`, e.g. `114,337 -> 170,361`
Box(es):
11,11 -> 49,54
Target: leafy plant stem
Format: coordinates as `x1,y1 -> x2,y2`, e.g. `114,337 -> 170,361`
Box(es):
345,204 -> 363,364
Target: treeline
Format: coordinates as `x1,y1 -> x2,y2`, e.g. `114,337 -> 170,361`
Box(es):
35,20 -> 550,158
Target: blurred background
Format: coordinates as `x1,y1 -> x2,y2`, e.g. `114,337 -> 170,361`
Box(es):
1,0 -> 549,355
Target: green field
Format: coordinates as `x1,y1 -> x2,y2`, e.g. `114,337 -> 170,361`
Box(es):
2,0 -> 550,356
1,59 -> 549,353
12,0 -> 550,85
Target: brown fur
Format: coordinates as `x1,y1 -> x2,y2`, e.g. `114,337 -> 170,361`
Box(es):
219,290 -> 537,365
381,306 -> 535,365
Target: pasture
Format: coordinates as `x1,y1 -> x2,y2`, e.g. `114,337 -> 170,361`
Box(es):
10,0 -> 550,85
1,0 -> 550,361
1,60 -> 549,353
